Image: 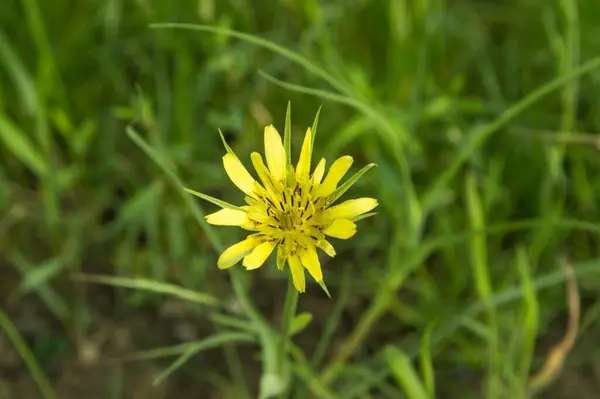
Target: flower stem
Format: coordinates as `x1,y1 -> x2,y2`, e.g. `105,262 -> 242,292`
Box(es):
277,277 -> 299,379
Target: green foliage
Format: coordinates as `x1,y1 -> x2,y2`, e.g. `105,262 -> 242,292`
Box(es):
2,0 -> 600,398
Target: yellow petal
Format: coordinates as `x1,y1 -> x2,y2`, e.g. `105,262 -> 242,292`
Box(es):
318,239 -> 336,257
218,238 -> 259,269
223,154 -> 256,195
264,125 -> 286,182
250,152 -> 280,196
315,156 -> 353,198
324,198 -> 378,220
312,158 -> 326,185
296,127 -> 312,182
243,240 -> 277,270
288,254 -> 306,293
324,219 -> 357,239
205,208 -> 247,226
300,246 -> 323,282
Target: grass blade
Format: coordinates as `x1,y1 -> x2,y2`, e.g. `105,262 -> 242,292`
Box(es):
73,274 -> 221,307
420,323 -> 436,398
422,55 -> 600,212
150,23 -> 350,95
329,163 -> 376,204
515,247 -> 538,390
152,332 -> 255,385
464,172 -> 500,396
0,31 -> 38,115
258,71 -> 359,108
126,125 -> 223,250
0,115 -> 47,176
184,188 -> 243,210
385,346 -> 429,399
0,308 -> 56,399
9,253 -> 69,320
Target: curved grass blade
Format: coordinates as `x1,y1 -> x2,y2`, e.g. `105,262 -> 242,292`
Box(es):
0,308 -> 56,399
422,55 -> 600,212
258,71 -> 359,108
73,274 -> 221,307
126,125 -> 223,250
153,332 -> 255,385
150,23 -> 349,95
184,188 -> 243,210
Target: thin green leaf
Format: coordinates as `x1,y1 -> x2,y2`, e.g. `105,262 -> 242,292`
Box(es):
385,346 -> 429,399
328,163 -> 377,204
420,323 -> 436,398
218,128 -> 237,157
0,31 -> 38,115
9,253 -> 69,320
465,172 -> 500,396
422,55 -> 600,212
184,188 -> 242,210
259,71 -> 359,108
290,312 -> 313,336
73,274 -> 221,307
350,212 -> 377,222
310,105 -> 322,156
153,332 -> 255,385
126,125 -> 223,251
318,280 -> 331,298
515,246 -> 538,385
311,266 -> 351,367
290,345 -> 342,399
150,23 -> 350,95
0,115 -> 47,176
284,101 -> 292,165
0,308 -> 56,399
17,257 -> 64,295
126,126 -> 273,352
210,313 -> 257,333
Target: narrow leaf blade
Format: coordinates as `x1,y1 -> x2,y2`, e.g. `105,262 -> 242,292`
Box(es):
73,274 -> 221,307
184,188 -> 242,210
218,128 -> 237,158
310,105 -> 322,155
329,163 -> 376,204
0,115 -> 47,176
152,332 -> 255,385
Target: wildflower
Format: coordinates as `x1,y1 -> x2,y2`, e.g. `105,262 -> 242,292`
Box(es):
187,107 -> 377,294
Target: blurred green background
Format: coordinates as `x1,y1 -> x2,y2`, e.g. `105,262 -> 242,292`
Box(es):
2,0 -> 600,398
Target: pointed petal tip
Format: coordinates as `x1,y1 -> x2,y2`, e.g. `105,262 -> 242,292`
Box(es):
318,280 -> 331,298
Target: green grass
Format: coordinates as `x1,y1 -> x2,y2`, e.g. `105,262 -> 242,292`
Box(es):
2,0 -> 600,398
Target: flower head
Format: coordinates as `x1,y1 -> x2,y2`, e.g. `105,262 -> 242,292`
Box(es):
188,107 -> 377,294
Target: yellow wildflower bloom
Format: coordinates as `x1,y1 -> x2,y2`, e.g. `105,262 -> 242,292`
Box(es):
188,108 -> 377,294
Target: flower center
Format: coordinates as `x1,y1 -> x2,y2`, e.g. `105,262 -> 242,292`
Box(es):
268,183 -> 317,233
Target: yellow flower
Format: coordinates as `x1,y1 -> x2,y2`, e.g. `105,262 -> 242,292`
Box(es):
187,108 -> 377,294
